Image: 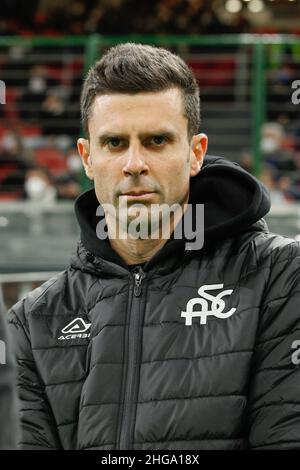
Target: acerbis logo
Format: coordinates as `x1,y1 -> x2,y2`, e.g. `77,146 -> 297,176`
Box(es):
58,318 -> 91,340
181,284 -> 236,326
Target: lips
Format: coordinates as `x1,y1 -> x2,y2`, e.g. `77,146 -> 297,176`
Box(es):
122,190 -> 154,196
120,190 -> 156,201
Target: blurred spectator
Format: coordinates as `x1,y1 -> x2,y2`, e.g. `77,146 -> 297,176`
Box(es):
55,174 -> 81,199
24,167 -> 56,202
4,45 -> 31,88
267,62 -> 299,122
65,147 -> 82,180
260,122 -> 297,174
0,132 -> 32,198
260,168 -> 294,205
21,66 -> 49,122
40,91 -> 69,136
53,147 -> 82,199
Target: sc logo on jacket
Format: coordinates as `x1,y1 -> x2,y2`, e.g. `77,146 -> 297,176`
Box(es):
181,283 -> 236,326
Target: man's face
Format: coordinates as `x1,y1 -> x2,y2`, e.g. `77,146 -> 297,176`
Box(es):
78,88 -> 207,233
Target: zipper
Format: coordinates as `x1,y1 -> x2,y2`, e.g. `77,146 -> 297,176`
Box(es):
117,265 -> 146,450
133,267 -> 145,297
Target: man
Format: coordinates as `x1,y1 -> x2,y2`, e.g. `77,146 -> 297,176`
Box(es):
7,43 -> 300,450
0,292 -> 18,449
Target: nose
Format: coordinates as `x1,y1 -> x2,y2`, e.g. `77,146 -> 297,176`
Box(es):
122,144 -> 148,176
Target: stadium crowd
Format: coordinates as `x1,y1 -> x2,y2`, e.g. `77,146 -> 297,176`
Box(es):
0,0 -> 250,36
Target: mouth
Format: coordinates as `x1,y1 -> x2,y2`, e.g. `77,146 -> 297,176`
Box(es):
121,190 -> 156,199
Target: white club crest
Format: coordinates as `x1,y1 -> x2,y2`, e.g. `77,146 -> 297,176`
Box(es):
181,284 -> 236,326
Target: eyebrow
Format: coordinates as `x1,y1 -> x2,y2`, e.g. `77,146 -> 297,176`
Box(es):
98,130 -> 177,145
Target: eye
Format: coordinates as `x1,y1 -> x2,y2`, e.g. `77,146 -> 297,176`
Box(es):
106,137 -> 124,149
149,135 -> 168,146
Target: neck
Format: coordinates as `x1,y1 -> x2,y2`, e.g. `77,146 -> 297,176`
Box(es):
109,236 -> 169,265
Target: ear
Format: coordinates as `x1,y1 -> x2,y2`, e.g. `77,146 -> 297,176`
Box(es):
189,133 -> 208,177
77,138 -> 94,180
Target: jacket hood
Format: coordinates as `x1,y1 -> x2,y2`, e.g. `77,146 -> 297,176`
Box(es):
73,156 -> 270,271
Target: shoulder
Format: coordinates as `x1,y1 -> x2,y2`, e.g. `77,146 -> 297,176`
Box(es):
7,270 -> 69,328
252,231 -> 300,267
217,228 -> 300,283
249,232 -> 300,319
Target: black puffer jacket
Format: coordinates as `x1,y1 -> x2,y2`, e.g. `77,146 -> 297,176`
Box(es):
7,156 -> 300,450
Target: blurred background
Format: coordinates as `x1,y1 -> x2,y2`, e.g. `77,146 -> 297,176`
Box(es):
1,0 -> 300,308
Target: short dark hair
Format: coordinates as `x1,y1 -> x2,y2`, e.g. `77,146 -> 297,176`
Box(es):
80,43 -> 200,139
